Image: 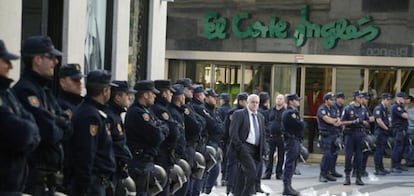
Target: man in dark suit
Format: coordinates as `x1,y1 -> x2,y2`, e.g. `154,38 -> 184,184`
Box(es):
229,94 -> 266,196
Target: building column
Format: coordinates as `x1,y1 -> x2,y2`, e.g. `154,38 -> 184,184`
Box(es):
0,0 -> 22,82
62,0 -> 87,70
111,0 -> 131,81
147,0 -> 169,80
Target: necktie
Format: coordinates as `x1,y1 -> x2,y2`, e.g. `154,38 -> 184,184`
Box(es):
252,113 -> 260,145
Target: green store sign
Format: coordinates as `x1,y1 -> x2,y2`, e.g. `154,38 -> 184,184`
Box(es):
203,5 -> 380,49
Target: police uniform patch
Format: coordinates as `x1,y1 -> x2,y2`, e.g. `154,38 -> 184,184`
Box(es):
292,113 -> 296,118
376,110 -> 380,115
184,108 -> 190,115
229,114 -> 233,121
90,124 -> 98,136
162,112 -> 169,120
64,109 -> 73,118
28,96 -> 40,107
398,107 -> 402,111
322,110 -> 326,115
117,123 -> 123,135
142,113 -> 150,121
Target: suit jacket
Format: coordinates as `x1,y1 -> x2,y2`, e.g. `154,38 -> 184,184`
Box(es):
229,108 -> 266,158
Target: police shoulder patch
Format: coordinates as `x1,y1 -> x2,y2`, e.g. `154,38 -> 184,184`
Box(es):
142,113 -> 150,121
64,109 -> 73,118
321,110 -> 326,115
184,108 -> 190,115
90,124 -> 98,136
376,110 -> 380,115
162,112 -> 169,120
397,107 -> 402,111
117,123 -> 123,135
28,96 -> 40,107
292,113 -> 296,118
229,114 -> 233,121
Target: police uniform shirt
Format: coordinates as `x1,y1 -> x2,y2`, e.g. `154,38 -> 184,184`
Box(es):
391,102 -> 408,129
281,106 -> 304,139
105,101 -> 132,166
205,102 -> 225,144
331,104 -> 342,132
217,102 -> 231,122
168,103 -> 187,159
341,104 -> 369,129
373,103 -> 389,131
13,69 -> 68,171
70,97 -> 116,189
125,102 -> 169,158
317,104 -> 335,131
0,76 -> 40,191
58,90 -> 83,119
267,106 -> 286,137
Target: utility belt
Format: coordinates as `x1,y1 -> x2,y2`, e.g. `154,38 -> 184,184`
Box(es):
92,174 -> 113,187
343,127 -> 365,134
319,130 -> 337,136
132,149 -> 154,162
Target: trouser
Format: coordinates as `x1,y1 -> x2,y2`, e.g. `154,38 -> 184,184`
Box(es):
406,129 -> 414,165
283,139 -> 300,184
374,131 -> 388,169
25,168 -> 59,196
70,174 -> 114,196
128,159 -> 153,196
175,146 -> 196,196
320,134 -> 336,171
264,136 -> 284,177
225,145 -> 238,191
307,119 -> 318,153
204,143 -> 220,192
233,143 -> 260,196
344,131 -> 365,175
392,130 -> 407,168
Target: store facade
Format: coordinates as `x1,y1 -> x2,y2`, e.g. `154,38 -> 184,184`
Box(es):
166,0 -> 414,116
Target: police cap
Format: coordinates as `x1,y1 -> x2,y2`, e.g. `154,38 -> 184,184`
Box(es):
176,78 -> 193,89
396,92 -> 408,99
237,92 -> 248,100
335,92 -> 345,99
0,40 -> 19,60
381,93 -> 391,100
59,63 -> 83,80
286,93 -> 301,101
155,80 -> 175,93
204,88 -> 218,97
360,92 -> 370,99
172,84 -> 184,96
323,92 -> 335,101
22,35 -> 62,57
111,80 -> 136,93
259,92 -> 270,101
220,93 -> 230,101
352,90 -> 364,98
86,70 -> 115,86
193,85 -> 204,94
134,80 -> 160,94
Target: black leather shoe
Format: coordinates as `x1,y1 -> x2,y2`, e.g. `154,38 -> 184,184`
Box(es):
391,167 -> 402,173
330,170 -> 343,178
374,170 -> 387,175
344,175 -> 351,185
283,184 -> 299,196
319,174 -> 328,183
276,174 -> 282,180
355,176 -> 364,185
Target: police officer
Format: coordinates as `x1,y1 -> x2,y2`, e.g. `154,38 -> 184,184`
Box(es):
341,90 -> 369,186
317,92 -> 341,182
217,93 -> 231,122
105,80 -> 136,195
281,94 -> 304,196
69,70 -> 116,195
0,39 -> 41,195
57,63 -> 84,117
357,92 -> 375,177
330,92 -> 345,177
125,80 -> 169,196
152,80 -> 179,195
14,35 -> 72,195
258,92 -> 271,121
263,94 -> 286,180
373,93 -> 392,175
390,92 -> 409,173
203,88 -> 225,194
223,92 -> 248,195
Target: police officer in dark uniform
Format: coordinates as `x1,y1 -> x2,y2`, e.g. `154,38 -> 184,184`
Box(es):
203,88 -> 225,194
223,92 -> 248,195
373,93 -> 392,175
258,92 -> 271,123
317,92 -> 341,182
0,39 -> 41,195
125,80 -> 169,196
356,92 -> 374,177
330,92 -> 345,178
14,35 -> 72,195
57,63 -> 84,192
106,80 -> 136,195
152,80 -> 179,195
217,93 -> 231,122
69,70 -> 116,195
391,92 -> 409,173
281,94 -> 303,196
57,63 -> 84,116
341,90 -> 369,186
263,94 -> 286,180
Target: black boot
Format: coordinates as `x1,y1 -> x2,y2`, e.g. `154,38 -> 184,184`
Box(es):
325,171 -> 337,181
283,183 -> 299,196
355,173 -> 365,185
330,170 -> 343,177
319,171 -> 328,183
374,166 -> 387,175
344,175 -> 351,185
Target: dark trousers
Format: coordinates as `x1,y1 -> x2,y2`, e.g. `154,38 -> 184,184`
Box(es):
374,132 -> 388,169
392,130 -> 407,168
225,147 -> 239,193
128,159 -> 153,196
407,129 -> 414,165
234,143 -> 259,196
307,119 -> 318,153
264,136 -> 284,177
320,135 -> 336,171
344,131 -> 365,175
283,139 -> 300,185
25,168 -> 57,196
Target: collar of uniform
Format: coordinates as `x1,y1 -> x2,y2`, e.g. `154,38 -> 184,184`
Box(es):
24,69 -> 52,87
155,96 -> 169,106
205,102 -> 215,111
59,90 -> 83,105
0,75 -> 13,90
85,96 -> 106,110
108,100 -> 126,114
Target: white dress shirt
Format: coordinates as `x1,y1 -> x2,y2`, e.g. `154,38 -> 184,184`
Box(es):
246,108 -> 259,145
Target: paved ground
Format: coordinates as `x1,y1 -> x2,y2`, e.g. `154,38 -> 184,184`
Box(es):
203,163 -> 414,196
